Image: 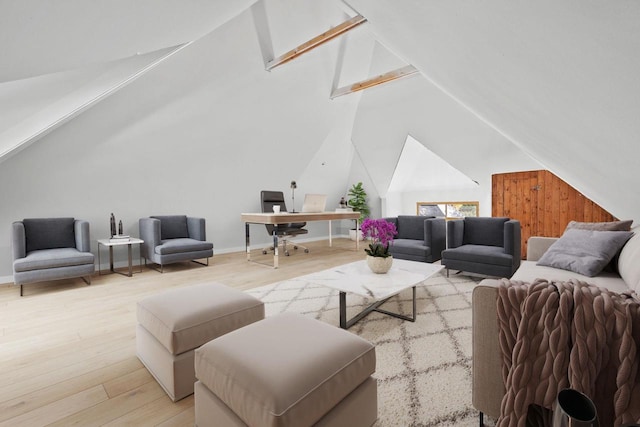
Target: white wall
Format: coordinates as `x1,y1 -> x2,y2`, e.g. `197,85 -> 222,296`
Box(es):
0,7 -> 367,278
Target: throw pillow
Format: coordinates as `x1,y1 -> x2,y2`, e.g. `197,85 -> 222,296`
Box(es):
537,229 -> 634,277
565,220 -> 633,232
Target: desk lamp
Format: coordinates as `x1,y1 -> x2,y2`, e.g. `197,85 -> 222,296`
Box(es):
290,181 -> 297,212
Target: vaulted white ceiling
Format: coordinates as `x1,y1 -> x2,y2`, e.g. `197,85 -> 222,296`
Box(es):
1,0 -> 638,222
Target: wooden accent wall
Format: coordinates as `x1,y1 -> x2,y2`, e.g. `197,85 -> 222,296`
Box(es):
492,170 -> 616,258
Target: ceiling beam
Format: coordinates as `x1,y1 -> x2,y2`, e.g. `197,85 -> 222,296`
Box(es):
330,65 -> 419,98
266,15 -> 367,71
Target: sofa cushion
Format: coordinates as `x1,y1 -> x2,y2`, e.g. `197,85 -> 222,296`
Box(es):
618,227 -> 640,293
389,239 -> 430,258
396,216 -> 427,240
565,220 -> 633,232
13,248 -> 94,272
512,261 -> 630,294
442,244 -> 513,266
155,238 -> 213,255
152,216 -> 189,240
537,229 -> 633,277
23,217 -> 76,253
463,217 -> 508,247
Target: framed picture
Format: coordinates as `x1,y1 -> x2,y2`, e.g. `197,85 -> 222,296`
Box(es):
416,201 -> 479,219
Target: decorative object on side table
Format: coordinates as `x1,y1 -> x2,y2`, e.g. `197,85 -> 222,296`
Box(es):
361,218 -> 397,274
110,213 -> 117,238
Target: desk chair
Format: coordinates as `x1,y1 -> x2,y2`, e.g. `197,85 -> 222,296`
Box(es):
261,190 -> 309,256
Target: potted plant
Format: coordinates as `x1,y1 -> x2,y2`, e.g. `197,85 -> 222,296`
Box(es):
361,218 -> 397,273
347,182 -> 370,241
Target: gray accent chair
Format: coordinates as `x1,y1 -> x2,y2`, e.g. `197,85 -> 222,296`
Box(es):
139,215 -> 214,273
441,217 -> 521,278
12,217 -> 95,296
383,215 -> 446,263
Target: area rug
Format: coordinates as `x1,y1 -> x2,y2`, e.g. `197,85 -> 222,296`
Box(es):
245,271 -> 484,427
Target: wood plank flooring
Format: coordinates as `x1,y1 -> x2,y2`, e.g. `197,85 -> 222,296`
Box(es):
0,239 -> 362,426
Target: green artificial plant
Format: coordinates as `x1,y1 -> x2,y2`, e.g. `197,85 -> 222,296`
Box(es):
347,182 -> 371,224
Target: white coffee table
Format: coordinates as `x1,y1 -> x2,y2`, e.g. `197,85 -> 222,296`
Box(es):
296,259 -> 444,329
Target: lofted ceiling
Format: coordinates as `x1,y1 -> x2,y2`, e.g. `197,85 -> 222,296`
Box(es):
1,0 -> 638,220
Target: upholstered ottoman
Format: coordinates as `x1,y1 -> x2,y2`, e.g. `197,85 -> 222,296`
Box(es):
194,313 -> 377,427
136,282 -> 265,401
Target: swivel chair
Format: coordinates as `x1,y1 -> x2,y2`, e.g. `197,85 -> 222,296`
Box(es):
261,191 -> 309,256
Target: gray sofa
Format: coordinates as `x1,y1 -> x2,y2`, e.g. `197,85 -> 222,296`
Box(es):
139,215 -> 214,272
383,215 -> 445,263
472,226 -> 640,421
12,217 -> 95,296
442,217 -> 521,278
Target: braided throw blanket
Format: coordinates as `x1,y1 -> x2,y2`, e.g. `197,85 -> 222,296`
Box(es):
495,278 -> 640,427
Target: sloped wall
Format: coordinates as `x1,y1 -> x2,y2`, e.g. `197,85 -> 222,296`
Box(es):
0,8 -> 366,278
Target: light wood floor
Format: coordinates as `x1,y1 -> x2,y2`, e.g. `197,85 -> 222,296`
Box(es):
0,239 -> 363,427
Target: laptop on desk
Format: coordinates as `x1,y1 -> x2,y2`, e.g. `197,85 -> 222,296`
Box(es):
301,194 -> 327,213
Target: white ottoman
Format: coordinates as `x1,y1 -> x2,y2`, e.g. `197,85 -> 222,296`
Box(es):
136,282 -> 264,401
194,313 -> 377,426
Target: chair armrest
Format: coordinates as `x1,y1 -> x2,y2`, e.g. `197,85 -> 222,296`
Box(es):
526,236 -> 558,261
187,217 -> 206,241
472,279 -> 505,418
446,219 -> 464,248
11,221 -> 26,260
503,220 -> 521,258
74,219 -> 91,252
424,218 -> 445,260
139,218 -> 161,259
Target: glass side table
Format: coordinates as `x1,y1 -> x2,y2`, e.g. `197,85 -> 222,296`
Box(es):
97,237 -> 144,277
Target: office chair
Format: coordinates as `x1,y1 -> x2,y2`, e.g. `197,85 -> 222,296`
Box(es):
260,190 -> 309,256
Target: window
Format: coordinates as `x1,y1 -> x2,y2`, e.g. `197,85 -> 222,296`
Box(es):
416,201 -> 479,219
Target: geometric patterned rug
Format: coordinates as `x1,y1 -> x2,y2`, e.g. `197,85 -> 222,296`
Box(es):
246,271 -> 484,427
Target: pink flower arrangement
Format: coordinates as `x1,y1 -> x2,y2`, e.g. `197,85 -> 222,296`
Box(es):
360,218 -> 397,258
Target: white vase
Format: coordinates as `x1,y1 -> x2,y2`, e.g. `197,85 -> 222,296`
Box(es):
366,255 -> 393,274
349,229 -> 364,241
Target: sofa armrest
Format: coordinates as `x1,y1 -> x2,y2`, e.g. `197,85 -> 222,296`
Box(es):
472,279 -> 505,418
74,219 -> 91,252
187,217 -> 206,241
425,218 -> 445,261
11,221 -> 26,260
446,219 -> 464,248
139,218 -> 161,259
526,236 -> 557,261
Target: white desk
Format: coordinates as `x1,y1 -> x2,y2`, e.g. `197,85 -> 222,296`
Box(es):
97,237 -> 144,277
241,211 -> 360,268
296,259 -> 444,328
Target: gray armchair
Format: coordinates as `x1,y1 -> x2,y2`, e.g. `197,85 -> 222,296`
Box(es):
383,215 -> 446,263
12,217 -> 95,296
441,217 -> 521,278
139,215 -> 213,273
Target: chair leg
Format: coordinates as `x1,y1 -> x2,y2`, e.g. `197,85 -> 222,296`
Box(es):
446,268 -> 449,278
20,284 -> 23,297
479,411 -> 484,427
81,276 -> 91,285
191,259 -> 209,267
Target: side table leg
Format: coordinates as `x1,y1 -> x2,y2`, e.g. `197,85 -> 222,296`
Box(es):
340,292 -> 347,329
109,246 -> 114,273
